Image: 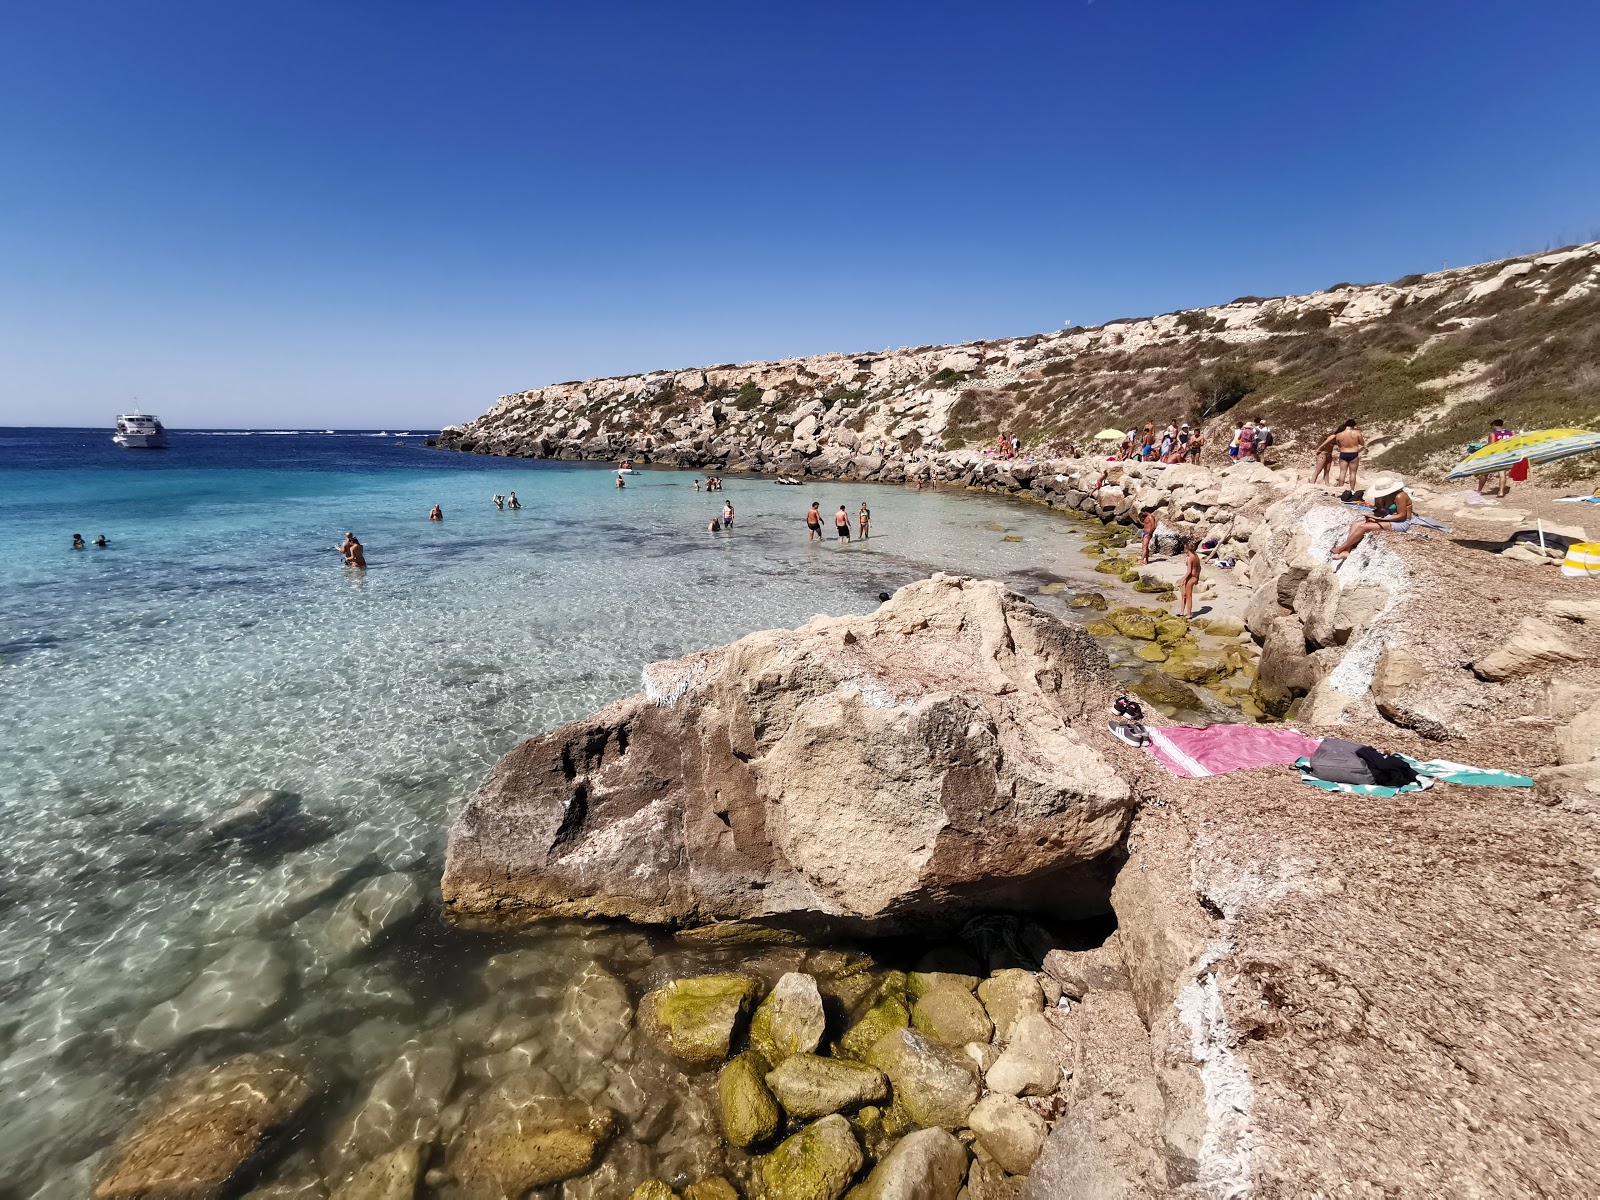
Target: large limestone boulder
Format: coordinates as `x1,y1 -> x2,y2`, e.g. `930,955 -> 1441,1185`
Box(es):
1473,617 -> 1585,681
865,1028 -> 980,1128
444,576 -> 1132,931
93,1054 -> 315,1200
977,970 -> 1045,1041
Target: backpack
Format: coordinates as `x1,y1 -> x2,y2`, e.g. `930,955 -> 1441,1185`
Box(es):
1258,426 -> 1274,448
1308,738 -> 1419,788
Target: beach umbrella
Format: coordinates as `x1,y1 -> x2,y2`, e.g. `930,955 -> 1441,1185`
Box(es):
1093,428 -> 1125,440
1445,428 -> 1600,480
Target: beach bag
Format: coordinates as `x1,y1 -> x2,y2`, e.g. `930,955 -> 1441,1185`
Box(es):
1308,738 -> 1417,788
1258,426 -> 1274,449
1563,543 -> 1600,578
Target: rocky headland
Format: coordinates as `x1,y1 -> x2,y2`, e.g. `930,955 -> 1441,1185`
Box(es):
433,241 -> 1600,487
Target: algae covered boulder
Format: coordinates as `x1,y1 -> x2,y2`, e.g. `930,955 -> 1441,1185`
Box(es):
765,1054 -> 888,1119
759,1113 -> 864,1200
865,1028 -> 980,1129
1131,669 -> 1202,710
717,1051 -> 781,1148
910,984 -> 992,1047
1084,621 -> 1116,638
1155,615 -> 1189,644
630,1182 -> 677,1200
837,991 -> 910,1062
749,972 -> 827,1065
682,1181 -> 738,1200
638,973 -> 760,1063
1134,643 -> 1168,663
93,1053 -> 315,1200
976,970 -> 1044,1042
1068,592 -> 1107,610
843,1126 -> 966,1200
1107,609 -> 1158,640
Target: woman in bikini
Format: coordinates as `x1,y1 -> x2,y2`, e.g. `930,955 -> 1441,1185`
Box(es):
857,503 -> 871,540
1331,476 -> 1411,560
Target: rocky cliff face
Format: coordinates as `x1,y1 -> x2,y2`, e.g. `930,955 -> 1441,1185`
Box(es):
437,241 -> 1600,481
442,576 -> 1137,932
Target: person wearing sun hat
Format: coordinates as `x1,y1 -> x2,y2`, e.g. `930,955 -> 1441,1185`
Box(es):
1331,474 -> 1413,560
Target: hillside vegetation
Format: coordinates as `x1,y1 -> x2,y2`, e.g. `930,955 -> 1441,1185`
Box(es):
443,242 -> 1600,480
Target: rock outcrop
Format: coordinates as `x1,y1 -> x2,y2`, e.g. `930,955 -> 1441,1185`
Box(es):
443,575 -> 1134,932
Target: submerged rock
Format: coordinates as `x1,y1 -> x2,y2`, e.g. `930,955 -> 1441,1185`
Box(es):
717,1051 -> 781,1148
758,1113 -> 863,1200
843,1126 -> 966,1200
748,972 -> 827,1064
129,939 -> 290,1052
308,873 -> 424,967
865,1028 -> 980,1129
638,973 -> 760,1063
836,991 -> 910,1062
93,1053 -> 314,1200
321,1041 -> 458,1175
444,576 -> 1131,931
764,1054 -> 888,1118
444,1072 -> 615,1197
328,1145 -> 419,1200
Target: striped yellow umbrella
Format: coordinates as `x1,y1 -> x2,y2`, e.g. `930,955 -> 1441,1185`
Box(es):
1445,427 -> 1600,480
1092,428 -> 1126,440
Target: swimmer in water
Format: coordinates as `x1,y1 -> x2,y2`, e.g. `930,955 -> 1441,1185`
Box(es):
507,492 -> 521,510
71,533 -> 85,550
94,535 -> 107,547
805,502 -> 823,541
344,536 -> 366,569
616,474 -> 626,489
492,494 -> 505,510
721,500 -> 734,529
429,505 -> 443,521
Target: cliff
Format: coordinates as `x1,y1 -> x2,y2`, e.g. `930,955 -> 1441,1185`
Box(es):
437,241 -> 1600,482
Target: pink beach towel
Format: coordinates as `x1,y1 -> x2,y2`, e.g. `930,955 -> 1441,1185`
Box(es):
1147,725 -> 1322,779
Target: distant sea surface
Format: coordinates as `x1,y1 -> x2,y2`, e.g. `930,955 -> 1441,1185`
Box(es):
0,426 -> 1103,1184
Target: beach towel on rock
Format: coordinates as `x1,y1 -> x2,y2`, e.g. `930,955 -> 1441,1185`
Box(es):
1400,756 -> 1534,788
1147,725 -> 1322,778
1295,757 -> 1434,796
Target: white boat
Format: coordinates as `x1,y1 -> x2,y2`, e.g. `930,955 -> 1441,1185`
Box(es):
113,410 -> 167,449
616,460 -> 640,474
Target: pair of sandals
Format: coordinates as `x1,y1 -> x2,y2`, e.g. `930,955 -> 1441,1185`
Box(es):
1107,696 -> 1151,747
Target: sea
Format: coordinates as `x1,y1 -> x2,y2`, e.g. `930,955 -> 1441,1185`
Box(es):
0,427 -> 1113,1193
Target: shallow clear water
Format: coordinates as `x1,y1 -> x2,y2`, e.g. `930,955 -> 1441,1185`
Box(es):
0,428 -> 1114,1192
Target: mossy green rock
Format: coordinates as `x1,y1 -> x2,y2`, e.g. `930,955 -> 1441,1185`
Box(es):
717,1051 -> 781,1148
447,1082 -> 616,1196
749,972 -> 827,1065
765,1054 -> 888,1118
1132,578 -> 1173,595
1068,592 -> 1107,610
630,1182 -> 677,1200
682,1180 -> 738,1200
1155,616 -> 1190,644
910,984 -> 993,1047
758,1113 -> 864,1200
638,973 -> 760,1063
837,993 -> 910,1062
1077,544 -> 1105,557
1037,581 -> 1066,593
1107,609 -> 1158,640
1164,655 -> 1230,684
865,1028 -> 980,1129
1093,558 -> 1126,575
1135,642 -> 1168,663
1084,620 -> 1116,638
1120,568 -> 1143,583
1131,670 -> 1201,709
1197,617 -> 1246,638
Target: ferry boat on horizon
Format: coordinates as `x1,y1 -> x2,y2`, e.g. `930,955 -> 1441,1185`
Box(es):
113,410 -> 167,449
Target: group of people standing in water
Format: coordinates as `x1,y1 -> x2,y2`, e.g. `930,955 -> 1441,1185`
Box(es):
806,501 -> 870,544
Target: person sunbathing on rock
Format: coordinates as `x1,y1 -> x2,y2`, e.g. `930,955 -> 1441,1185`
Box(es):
1331,476 -> 1411,560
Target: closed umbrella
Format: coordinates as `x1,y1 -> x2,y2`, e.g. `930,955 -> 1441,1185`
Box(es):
1093,428 -> 1125,440
1445,428 -> 1600,480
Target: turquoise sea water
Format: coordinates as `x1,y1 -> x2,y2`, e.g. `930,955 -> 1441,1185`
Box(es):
0,428 -> 1108,1191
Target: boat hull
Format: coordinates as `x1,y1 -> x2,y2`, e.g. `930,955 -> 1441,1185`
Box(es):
113,432 -> 167,449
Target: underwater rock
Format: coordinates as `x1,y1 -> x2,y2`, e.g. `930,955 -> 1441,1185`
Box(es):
836,990 -> 910,1062
93,1053 -> 314,1200
129,939 -> 290,1052
307,873 -> 424,968
444,1071 -> 615,1197
764,1054 -> 888,1119
321,1041 -> 458,1176
638,973 -> 760,1063
444,576 -> 1131,931
717,1051 -> 781,1148
327,1145 -> 419,1200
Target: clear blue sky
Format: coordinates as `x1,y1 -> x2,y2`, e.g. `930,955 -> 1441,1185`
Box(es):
2,1 -> 1596,429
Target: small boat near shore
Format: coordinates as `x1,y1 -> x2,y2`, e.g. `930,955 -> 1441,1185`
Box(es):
616,460 -> 640,474
113,410 -> 167,448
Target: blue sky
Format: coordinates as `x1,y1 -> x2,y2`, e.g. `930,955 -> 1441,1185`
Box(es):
2,1 -> 1596,429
